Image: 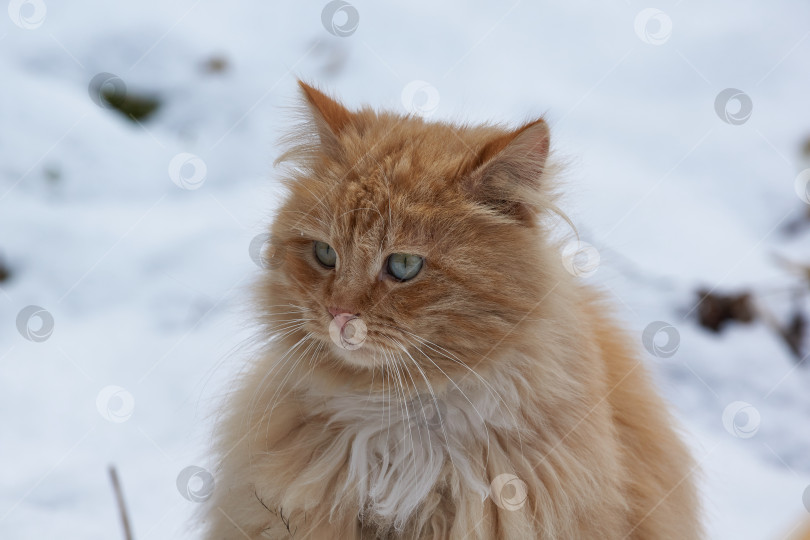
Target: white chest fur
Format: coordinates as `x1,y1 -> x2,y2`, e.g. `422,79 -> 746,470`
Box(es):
305,382 -> 518,528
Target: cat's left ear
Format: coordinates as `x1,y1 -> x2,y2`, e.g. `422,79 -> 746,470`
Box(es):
298,80 -> 353,158
465,118 -> 551,224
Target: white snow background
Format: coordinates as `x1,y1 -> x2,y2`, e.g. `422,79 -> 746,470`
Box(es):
2,1 -> 810,538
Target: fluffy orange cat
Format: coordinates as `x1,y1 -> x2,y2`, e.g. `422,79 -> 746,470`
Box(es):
200,81 -> 701,539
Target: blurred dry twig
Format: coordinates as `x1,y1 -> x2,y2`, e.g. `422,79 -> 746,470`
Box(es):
109,465 -> 134,540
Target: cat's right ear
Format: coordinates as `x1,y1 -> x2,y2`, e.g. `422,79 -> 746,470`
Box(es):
297,80 -> 353,158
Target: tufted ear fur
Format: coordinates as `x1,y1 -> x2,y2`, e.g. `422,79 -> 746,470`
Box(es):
297,80 -> 354,158
465,118 -> 551,224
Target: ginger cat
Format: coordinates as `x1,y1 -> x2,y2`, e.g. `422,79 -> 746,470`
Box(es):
200,81 -> 702,539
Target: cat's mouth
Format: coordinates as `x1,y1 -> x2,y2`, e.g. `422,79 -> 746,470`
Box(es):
303,309 -> 411,368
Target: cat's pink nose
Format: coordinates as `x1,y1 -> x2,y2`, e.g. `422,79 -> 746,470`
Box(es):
328,306 -> 357,329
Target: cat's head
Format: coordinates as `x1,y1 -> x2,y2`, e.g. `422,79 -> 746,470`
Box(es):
259,82 -> 563,379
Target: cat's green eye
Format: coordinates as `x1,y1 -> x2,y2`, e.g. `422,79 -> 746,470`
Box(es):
387,253 -> 424,281
314,241 -> 337,268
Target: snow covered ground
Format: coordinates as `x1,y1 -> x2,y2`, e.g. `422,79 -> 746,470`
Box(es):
2,1 -> 810,538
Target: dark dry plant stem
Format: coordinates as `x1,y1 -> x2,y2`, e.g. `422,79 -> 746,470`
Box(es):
109,465 -> 134,540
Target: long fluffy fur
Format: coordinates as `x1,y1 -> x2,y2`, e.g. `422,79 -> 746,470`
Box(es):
199,82 -> 702,539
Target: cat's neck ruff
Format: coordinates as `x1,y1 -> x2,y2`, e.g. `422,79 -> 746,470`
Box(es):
300,373 -> 522,529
